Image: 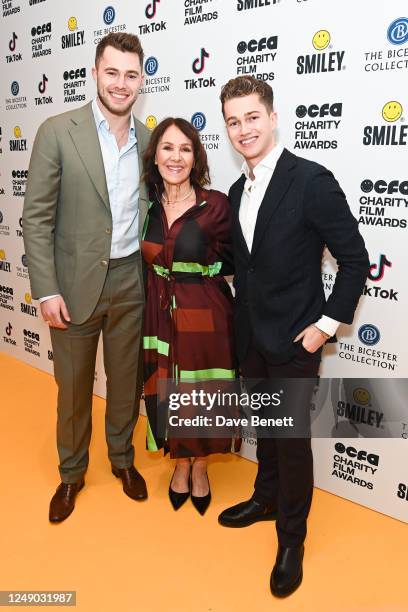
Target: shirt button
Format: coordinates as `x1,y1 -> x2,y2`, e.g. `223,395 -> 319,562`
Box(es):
105,228 -> 112,234
101,260 -> 108,267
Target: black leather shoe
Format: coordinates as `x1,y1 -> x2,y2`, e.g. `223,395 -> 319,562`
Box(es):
169,467 -> 190,511
218,498 -> 277,527
112,465 -> 147,501
49,480 -> 84,523
191,472 -> 211,516
270,544 -> 304,597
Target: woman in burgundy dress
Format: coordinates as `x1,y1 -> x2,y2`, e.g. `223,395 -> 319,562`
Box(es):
142,117 -> 238,514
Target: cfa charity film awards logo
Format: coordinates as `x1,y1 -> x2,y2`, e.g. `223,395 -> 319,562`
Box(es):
235,35 -> 277,82
3,0 -> 20,17
358,178 -> 407,230
184,0 -> 218,26
363,100 -> 407,146
293,101 -> 342,150
12,169 -> 28,198
191,113 -> 220,151
139,0 -> 167,34
5,81 -> 27,112
0,283 -> 14,312
31,21 -> 52,58
9,125 -> 27,153
61,16 -> 85,50
140,57 -> 171,95
6,32 -> 22,63
93,6 -> 127,45
23,328 -> 41,357
331,442 -> 380,491
297,30 -> 346,75
364,17 -> 408,73
185,48 -> 215,90
63,68 -> 87,104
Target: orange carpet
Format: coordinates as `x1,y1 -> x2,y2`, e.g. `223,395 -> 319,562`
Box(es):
1,352 -> 407,612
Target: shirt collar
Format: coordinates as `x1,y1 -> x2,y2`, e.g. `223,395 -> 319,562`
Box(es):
241,143 -> 284,180
92,98 -> 136,137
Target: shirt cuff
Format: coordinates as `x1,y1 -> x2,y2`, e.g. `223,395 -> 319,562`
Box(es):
314,315 -> 340,337
38,294 -> 60,304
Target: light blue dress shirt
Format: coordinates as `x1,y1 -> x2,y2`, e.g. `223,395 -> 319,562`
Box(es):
92,98 -> 140,258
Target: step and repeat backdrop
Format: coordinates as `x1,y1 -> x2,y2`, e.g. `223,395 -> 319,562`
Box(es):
0,0 -> 407,522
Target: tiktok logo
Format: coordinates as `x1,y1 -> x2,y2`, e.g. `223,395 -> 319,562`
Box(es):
192,48 -> 210,74
38,74 -> 48,94
9,32 -> 17,52
368,254 -> 392,281
145,0 -> 160,19
6,322 -> 12,336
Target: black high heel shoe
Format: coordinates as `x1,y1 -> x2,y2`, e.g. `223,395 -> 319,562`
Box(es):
191,472 -> 211,515
168,466 -> 191,511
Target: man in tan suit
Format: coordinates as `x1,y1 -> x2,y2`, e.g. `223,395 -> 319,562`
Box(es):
23,33 -> 150,522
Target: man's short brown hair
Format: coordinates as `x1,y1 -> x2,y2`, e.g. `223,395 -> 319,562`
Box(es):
220,76 -> 274,116
95,33 -> 144,69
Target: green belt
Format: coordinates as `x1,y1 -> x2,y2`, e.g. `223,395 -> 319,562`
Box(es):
152,261 -> 222,279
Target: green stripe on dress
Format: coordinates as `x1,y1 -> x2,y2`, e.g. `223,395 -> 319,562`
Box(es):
179,368 -> 235,381
146,418 -> 159,451
143,336 -> 158,350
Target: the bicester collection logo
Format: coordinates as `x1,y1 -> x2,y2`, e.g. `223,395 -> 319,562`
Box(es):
5,81 -> 27,112
294,102 -> 342,150
363,100 -> 407,146
184,0 -> 218,25
364,17 -> 408,73
358,178 -> 407,230
297,30 -> 346,75
93,6 -> 127,45
140,57 -> 171,95
191,112 -> 220,151
235,35 -> 277,82
0,211 -> 10,237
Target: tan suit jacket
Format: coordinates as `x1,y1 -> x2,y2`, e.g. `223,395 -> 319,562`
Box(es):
23,101 -> 150,324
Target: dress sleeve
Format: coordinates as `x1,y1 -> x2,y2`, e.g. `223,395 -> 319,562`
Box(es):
209,190 -> 234,276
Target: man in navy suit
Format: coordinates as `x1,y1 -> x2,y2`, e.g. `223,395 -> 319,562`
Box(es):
218,76 -> 369,597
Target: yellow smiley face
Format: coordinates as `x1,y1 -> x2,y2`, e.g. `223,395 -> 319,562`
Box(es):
353,388 -> 371,406
0,250 -> 5,260
145,115 -> 157,130
25,293 -> 32,304
14,126 -> 21,138
68,16 -> 77,31
312,30 -> 331,50
382,101 -> 403,122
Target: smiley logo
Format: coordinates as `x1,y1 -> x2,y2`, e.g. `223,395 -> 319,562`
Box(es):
145,115 -> 157,130
0,250 -> 5,260
68,16 -> 77,31
25,293 -> 32,304
14,125 -> 22,138
353,387 -> 371,406
312,30 -> 331,50
382,101 -> 403,122
296,105 -> 307,118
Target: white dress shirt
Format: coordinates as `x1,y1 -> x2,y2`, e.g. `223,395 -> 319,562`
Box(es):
40,99 -> 140,303
239,144 -> 339,338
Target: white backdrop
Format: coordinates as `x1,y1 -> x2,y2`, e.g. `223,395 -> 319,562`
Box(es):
0,0 -> 407,523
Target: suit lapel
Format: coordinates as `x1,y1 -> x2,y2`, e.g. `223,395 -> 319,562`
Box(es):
230,175 -> 251,259
68,103 -> 110,211
251,149 -> 296,258
134,118 -> 149,238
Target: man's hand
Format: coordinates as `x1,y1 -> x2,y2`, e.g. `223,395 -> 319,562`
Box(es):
294,325 -> 328,353
40,296 -> 71,329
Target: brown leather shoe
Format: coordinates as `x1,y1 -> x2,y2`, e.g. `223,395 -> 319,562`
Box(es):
112,465 -> 147,501
49,480 -> 84,523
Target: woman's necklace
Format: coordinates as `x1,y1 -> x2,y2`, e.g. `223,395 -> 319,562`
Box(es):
161,185 -> 194,207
